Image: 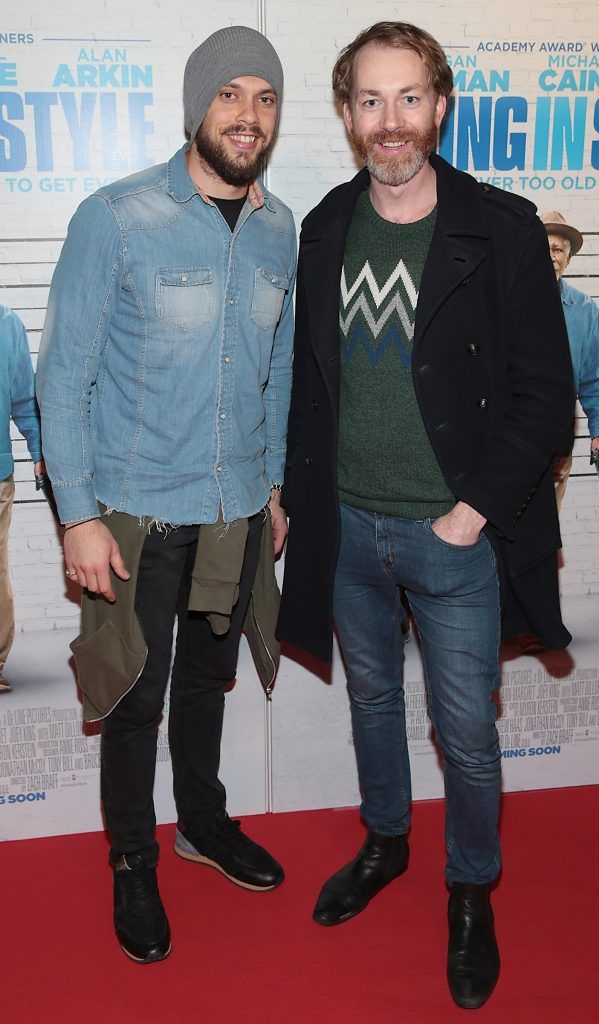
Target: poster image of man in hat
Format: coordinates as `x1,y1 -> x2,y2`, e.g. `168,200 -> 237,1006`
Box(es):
540,210 -> 599,506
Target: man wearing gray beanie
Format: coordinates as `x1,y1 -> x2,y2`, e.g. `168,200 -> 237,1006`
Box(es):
38,26 -> 295,964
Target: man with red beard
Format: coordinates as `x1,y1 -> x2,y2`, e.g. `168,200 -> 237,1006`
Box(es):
38,27 -> 295,964
277,22 -> 572,1009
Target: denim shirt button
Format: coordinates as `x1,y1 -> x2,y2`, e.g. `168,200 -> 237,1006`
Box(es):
220,413 -> 226,420
180,275 -> 188,282
224,356 -> 231,363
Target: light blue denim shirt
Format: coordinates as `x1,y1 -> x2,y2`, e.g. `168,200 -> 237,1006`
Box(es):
37,145 -> 297,524
561,278 -> 599,439
0,306 -> 42,480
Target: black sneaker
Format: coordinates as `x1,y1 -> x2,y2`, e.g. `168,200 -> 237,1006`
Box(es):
174,815 -> 284,892
113,854 -> 171,963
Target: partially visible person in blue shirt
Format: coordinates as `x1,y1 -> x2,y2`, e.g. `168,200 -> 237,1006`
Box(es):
36,27 -> 296,966
540,210 -> 599,507
0,305 -> 43,692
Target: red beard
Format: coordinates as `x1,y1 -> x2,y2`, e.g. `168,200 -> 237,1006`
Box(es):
351,122 -> 438,186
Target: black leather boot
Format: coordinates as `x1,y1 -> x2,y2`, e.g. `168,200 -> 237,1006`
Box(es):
447,882 -> 500,1009
313,831 -> 409,926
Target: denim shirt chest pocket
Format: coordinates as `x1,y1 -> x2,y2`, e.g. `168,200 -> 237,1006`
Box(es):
250,268 -> 289,331
155,267 -> 214,332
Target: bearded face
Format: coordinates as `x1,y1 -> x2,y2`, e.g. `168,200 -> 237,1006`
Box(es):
191,77 -> 278,189
343,44 -> 446,189
194,119 -> 272,188
349,120 -> 438,186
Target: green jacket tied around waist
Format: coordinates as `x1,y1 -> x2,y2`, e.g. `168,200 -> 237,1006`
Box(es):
71,507 -> 281,723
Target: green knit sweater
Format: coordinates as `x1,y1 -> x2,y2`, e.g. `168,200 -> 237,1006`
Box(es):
338,191 -> 455,518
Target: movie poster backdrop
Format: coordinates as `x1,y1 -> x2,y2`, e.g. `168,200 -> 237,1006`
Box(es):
1,2 -> 597,840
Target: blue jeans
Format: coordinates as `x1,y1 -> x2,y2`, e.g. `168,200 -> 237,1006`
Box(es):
333,503 -> 502,885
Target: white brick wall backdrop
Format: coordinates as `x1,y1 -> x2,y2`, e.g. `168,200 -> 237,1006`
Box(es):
1,1 -> 598,840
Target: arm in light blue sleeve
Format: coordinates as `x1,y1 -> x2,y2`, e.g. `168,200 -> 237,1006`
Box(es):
10,314 -> 41,463
36,195 -> 124,523
263,227 -> 298,486
576,300 -> 599,440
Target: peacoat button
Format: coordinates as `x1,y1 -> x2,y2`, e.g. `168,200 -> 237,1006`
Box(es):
312,400 -> 319,409
467,343 -> 480,355
418,363 -> 430,374
478,397 -> 488,409
305,457 -> 313,465
435,421 -> 449,432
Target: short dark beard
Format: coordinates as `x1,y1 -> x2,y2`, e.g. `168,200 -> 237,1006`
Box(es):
194,121 -> 271,187
351,122 -> 438,186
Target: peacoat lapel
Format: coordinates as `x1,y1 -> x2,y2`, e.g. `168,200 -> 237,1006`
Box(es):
414,155 -> 490,346
299,169 -> 369,412
299,156 -> 492,403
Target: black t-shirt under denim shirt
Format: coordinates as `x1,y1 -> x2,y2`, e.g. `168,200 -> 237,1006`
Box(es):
209,195 -> 247,233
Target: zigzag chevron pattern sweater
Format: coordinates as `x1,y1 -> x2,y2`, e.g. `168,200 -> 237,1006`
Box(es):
338,191 -> 455,518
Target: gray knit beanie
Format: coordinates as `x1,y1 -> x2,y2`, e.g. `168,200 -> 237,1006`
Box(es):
184,26 -> 284,141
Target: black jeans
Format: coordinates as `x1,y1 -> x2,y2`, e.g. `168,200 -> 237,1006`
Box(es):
101,511 -> 265,865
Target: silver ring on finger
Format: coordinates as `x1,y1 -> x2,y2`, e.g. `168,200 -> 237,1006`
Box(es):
65,569 -> 78,578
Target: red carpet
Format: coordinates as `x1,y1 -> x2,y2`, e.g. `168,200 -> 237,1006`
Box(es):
3,786 -> 597,1024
